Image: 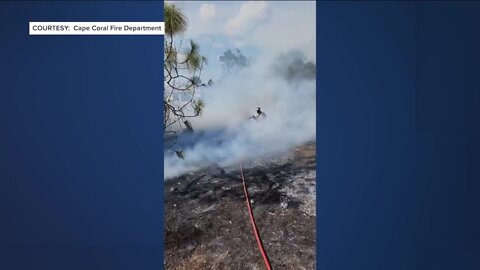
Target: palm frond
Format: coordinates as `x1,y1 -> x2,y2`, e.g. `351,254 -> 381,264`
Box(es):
165,3 -> 188,37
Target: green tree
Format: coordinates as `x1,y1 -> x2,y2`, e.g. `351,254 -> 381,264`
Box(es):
164,3 -> 212,158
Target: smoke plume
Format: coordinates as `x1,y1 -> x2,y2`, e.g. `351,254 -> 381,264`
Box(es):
164,51 -> 316,179
271,50 -> 316,82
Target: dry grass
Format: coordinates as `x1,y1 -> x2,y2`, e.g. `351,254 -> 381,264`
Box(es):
165,143 -> 316,269
172,249 -> 236,270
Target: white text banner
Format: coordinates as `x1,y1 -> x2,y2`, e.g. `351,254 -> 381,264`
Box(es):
29,22 -> 165,35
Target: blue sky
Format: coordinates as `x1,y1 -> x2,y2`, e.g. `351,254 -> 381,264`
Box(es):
168,1 -> 316,81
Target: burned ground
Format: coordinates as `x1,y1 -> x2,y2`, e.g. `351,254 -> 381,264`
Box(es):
164,142 -> 316,270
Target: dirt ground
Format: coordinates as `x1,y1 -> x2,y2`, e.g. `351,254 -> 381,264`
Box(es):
164,142 -> 316,270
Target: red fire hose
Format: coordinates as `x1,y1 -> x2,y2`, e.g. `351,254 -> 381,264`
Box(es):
240,161 -> 273,270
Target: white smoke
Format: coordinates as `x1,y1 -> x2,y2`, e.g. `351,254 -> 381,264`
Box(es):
164,51 -> 316,179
